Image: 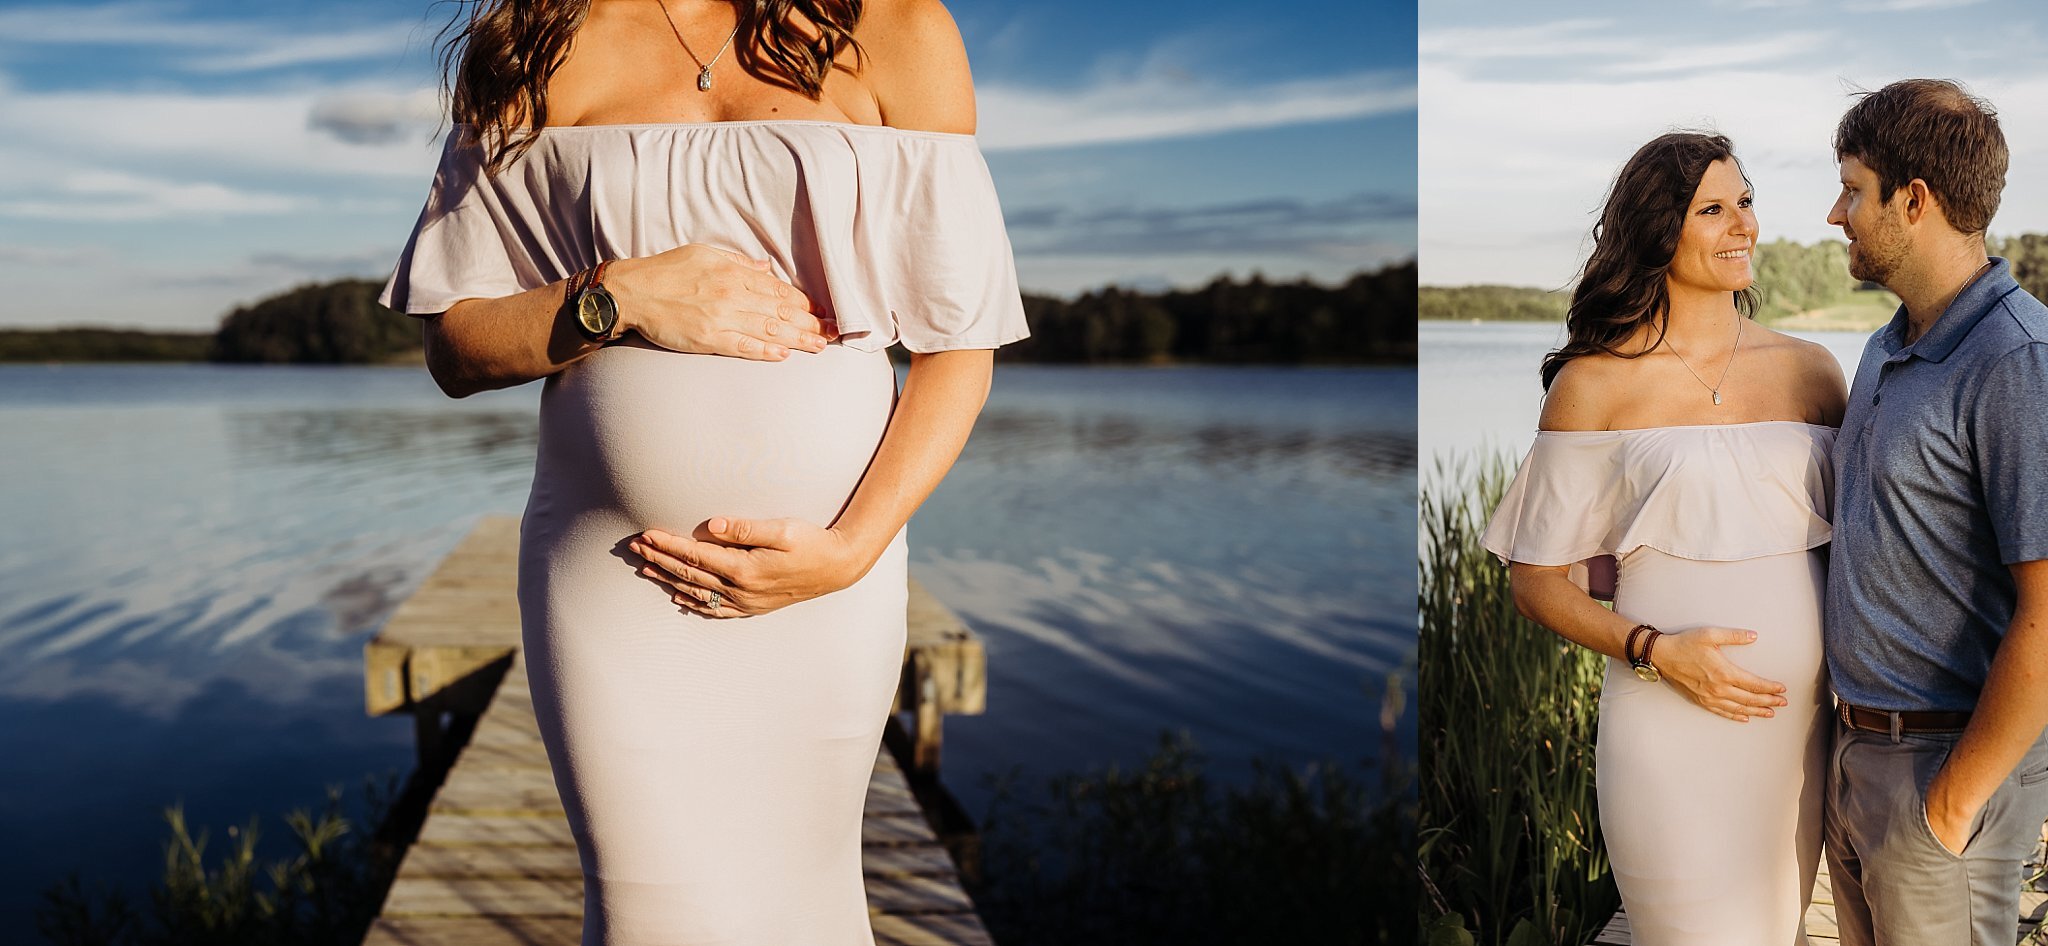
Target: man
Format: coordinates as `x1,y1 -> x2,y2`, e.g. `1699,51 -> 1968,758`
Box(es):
1824,77 -> 2048,946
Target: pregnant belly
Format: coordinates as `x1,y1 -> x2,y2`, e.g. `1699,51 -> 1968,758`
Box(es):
531,341 -> 896,533
1609,547 -> 1828,702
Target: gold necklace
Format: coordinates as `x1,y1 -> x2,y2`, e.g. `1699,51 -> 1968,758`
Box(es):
656,1 -> 740,92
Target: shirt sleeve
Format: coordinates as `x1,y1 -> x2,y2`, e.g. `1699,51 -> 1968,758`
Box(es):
1972,340 -> 2048,563
376,136 -> 531,317
823,134 -> 1031,353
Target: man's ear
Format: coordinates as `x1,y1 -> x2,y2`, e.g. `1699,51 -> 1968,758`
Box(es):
1902,178 -> 1936,225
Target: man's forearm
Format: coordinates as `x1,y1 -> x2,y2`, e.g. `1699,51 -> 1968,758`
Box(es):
1929,573 -> 2048,823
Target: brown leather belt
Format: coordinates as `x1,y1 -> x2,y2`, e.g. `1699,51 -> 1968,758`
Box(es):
1837,700 -> 1972,735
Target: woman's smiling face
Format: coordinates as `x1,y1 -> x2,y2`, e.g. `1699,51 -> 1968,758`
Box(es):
1668,156 -> 1758,295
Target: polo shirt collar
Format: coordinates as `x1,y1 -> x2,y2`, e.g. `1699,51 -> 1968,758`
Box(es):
1886,257 -> 2022,363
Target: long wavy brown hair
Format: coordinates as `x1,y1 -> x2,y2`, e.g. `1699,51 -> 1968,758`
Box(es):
438,0 -> 865,174
1540,132 -> 1761,391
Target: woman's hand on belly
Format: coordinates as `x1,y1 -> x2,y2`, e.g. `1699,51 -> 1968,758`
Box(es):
1652,626 -> 1792,723
608,246 -> 836,361
627,518 -> 868,618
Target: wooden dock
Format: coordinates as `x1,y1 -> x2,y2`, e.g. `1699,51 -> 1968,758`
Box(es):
359,516 -> 994,945
1592,840 -> 2048,944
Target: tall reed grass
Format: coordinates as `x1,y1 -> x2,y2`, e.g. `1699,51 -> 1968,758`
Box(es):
1419,455 -> 1617,945
972,707 -> 1416,946
35,779 -> 397,946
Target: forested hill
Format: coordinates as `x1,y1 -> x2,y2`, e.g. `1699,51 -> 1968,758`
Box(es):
1421,234 -> 2048,324
211,279 -> 414,363
1,262 -> 1418,365
1005,262 -> 1415,363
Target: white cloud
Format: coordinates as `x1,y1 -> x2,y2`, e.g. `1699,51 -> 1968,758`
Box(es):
0,243 -> 109,266
978,70 -> 1414,152
1422,19 -> 1829,78
1599,32 -> 1831,76
0,82 -> 447,183
181,23 -> 424,73
1017,245 -> 1411,298
1420,19 -> 2048,286
1419,19 -> 1628,62
0,168 -> 298,221
1867,0 -> 1987,9
0,1 -> 231,47
306,90 -> 445,145
0,2 -> 431,73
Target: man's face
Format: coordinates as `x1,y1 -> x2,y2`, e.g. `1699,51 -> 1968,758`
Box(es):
1827,154 -> 1910,285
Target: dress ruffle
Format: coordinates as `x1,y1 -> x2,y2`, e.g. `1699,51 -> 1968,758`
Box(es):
1480,422 -> 1836,599
377,121 -> 1030,353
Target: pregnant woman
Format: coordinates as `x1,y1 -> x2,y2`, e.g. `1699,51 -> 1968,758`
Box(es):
377,0 -> 1027,942
1481,133 -> 1846,943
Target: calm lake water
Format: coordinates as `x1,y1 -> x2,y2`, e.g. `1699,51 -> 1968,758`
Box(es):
1420,320 -> 1876,468
0,362 -> 1414,935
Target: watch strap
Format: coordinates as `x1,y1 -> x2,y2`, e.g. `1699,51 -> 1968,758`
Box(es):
1624,623 -> 1653,664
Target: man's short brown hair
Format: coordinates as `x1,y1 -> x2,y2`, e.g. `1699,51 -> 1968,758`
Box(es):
1834,78 -> 2008,235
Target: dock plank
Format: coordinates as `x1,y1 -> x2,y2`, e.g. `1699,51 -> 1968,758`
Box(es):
392,840 -> 959,882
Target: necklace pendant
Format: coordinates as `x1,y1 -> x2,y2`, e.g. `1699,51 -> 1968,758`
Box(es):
1713,391 -> 1723,406
697,66 -> 713,92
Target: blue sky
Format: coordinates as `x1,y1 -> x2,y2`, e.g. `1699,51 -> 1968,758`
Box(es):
1421,0 -> 2048,287
0,0 -> 1415,330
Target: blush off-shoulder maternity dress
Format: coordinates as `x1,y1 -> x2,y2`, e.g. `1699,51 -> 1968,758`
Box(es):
1482,421 -> 1837,945
378,121 -> 1030,945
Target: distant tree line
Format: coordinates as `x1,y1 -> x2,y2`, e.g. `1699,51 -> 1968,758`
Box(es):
1990,233 -> 2048,302
1416,284 -> 1566,322
1749,238 -> 1861,317
0,280 -> 412,365
5,263 -> 1419,366
0,328 -> 210,362
1421,234 -> 2048,323
1000,262 -> 1417,364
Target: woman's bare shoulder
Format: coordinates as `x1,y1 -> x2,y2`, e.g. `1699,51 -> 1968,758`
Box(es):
1745,322 -> 1842,381
855,0 -> 974,134
1538,353 -> 1631,432
1744,321 -> 1849,423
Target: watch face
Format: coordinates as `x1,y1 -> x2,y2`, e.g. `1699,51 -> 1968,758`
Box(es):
576,289 -> 617,337
1633,665 -> 1660,683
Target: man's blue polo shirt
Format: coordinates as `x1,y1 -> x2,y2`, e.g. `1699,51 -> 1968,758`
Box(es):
1827,257 -> 2048,713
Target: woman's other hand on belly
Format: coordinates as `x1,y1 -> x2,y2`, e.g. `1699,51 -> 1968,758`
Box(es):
1652,626 -> 1792,723
627,518 -> 872,618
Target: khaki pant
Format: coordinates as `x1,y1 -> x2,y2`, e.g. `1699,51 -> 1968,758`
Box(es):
1824,718 -> 2048,946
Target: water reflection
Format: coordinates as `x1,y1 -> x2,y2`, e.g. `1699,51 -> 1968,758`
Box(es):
224,409 -> 537,475
969,410 -> 1416,480
0,363 -> 1414,937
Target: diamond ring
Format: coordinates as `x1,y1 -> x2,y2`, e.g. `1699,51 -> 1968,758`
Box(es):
706,591 -> 723,610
